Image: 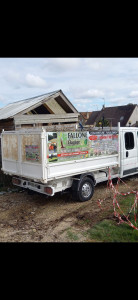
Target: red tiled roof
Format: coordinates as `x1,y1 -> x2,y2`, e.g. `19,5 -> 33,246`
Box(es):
80,112 -> 92,120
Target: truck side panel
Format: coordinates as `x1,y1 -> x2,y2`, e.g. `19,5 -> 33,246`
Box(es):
47,155 -> 119,180
46,131 -> 119,180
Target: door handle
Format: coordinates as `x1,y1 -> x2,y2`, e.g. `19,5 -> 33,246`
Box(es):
126,151 -> 129,157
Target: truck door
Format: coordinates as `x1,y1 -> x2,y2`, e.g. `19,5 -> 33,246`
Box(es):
122,130 -> 138,176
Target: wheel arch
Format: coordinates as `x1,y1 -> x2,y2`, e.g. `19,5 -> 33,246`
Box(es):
72,172 -> 96,192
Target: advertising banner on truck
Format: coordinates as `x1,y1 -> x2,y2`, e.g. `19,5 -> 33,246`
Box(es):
88,132 -> 118,157
47,131 -> 118,163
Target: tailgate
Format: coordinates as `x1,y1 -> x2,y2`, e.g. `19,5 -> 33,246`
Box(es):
1,130 -> 47,182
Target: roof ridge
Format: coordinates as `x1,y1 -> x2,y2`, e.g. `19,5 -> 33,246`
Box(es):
103,104 -> 137,109
7,89 -> 61,105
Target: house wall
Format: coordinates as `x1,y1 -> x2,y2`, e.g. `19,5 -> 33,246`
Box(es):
126,106 -> 138,126
14,113 -> 79,126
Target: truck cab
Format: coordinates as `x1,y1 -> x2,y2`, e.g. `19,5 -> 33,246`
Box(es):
120,127 -> 138,177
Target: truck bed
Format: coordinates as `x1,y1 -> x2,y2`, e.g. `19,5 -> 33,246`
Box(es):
1,129 -> 119,183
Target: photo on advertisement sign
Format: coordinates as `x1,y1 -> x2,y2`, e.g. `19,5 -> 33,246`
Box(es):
48,133 -> 58,162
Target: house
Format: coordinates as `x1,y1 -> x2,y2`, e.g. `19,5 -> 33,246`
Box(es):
0,89 -> 79,162
0,89 -> 79,133
86,104 -> 138,127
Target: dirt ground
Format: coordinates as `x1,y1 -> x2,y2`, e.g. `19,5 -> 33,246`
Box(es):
0,175 -> 138,242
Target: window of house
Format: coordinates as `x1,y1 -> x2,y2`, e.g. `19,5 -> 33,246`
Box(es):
125,132 -> 134,150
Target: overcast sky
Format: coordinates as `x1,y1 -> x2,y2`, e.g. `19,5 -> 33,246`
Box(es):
0,57 -> 138,111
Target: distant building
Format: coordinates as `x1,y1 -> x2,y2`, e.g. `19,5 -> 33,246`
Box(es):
86,104 -> 138,127
79,112 -> 92,125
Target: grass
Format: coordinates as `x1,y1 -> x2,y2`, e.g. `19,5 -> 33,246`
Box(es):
66,229 -> 79,241
63,191 -> 138,242
87,219 -> 138,242
114,193 -> 138,224
64,191 -> 138,242
86,193 -> 138,242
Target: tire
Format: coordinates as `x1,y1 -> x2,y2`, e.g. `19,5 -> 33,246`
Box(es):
78,177 -> 94,202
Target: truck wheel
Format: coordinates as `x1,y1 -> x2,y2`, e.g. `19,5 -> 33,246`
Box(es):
78,177 -> 94,202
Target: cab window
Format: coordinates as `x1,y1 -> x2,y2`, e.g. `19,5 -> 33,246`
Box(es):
125,132 -> 134,150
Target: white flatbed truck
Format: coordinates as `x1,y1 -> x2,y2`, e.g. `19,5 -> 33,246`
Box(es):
1,123 -> 138,202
